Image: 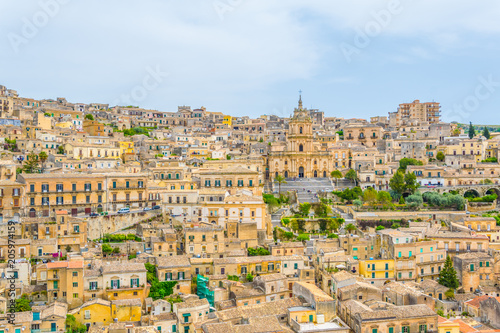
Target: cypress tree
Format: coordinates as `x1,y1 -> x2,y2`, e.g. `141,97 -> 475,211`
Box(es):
468,122 -> 475,139
483,127 -> 491,139
438,255 -> 459,289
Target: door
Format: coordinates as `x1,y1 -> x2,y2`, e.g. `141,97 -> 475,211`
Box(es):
51,323 -> 56,332
71,208 -> 78,216
97,204 -> 103,213
299,166 -> 304,178
29,208 -> 36,218
85,207 -> 91,215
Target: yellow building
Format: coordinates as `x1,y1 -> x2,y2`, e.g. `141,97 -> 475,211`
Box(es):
45,260 -> 85,309
111,298 -> 142,322
18,173 -> 107,217
156,256 -> 192,294
359,259 -> 395,286
69,299 -> 113,330
223,115 -> 232,127
102,262 -> 149,304
185,226 -> 225,258
462,216 -> 498,241
437,316 -> 460,333
119,141 -> 135,155
83,119 -> 106,136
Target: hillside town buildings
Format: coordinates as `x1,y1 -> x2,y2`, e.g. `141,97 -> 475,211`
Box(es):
2,84 -> 500,332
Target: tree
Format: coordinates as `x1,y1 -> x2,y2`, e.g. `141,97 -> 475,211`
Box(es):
66,314 -> 87,333
468,122 -> 475,139
102,244 -> 112,254
483,126 -> 491,139
298,202 -> 311,216
318,219 -> 328,233
57,145 -> 65,154
377,191 -> 392,205
353,199 -> 363,210
312,202 -> 329,217
248,247 -> 270,256
404,172 -> 419,194
113,247 -> 120,254
15,294 -> 31,312
345,223 -> 356,233
246,273 -> 254,282
375,225 -> 385,231
275,175 -> 287,194
23,152 -> 39,173
406,193 -> 423,209
389,171 -> 405,195
362,188 -> 377,205
345,169 -> 358,185
398,158 -> 423,171
39,151 -> 48,172
85,114 -> 94,121
438,256 -> 459,290
436,151 -> 445,162
334,187 -> 362,204
297,219 -> 306,233
330,170 -> 343,186
328,218 -> 340,232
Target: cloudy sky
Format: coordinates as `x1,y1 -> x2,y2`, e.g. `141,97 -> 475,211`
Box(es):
1,0 -> 500,123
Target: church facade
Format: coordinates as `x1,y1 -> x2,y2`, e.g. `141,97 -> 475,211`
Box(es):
267,97 -> 349,179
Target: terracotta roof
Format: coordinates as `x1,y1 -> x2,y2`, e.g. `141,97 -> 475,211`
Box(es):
465,295 -> 491,309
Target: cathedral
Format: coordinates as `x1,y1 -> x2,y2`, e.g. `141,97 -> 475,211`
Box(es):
268,96 -> 343,179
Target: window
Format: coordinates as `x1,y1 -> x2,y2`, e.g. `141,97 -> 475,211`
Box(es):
419,324 -> 427,332
402,326 -> 410,333
73,282 -> 78,287
470,264 -> 474,271
73,293 -> 78,298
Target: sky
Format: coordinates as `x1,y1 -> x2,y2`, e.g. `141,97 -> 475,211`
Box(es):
1,0 -> 500,124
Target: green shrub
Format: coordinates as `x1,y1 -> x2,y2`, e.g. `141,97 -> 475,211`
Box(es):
297,234 -> 310,241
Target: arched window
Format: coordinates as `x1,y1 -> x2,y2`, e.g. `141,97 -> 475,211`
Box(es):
285,171 -> 288,178
299,144 -> 303,152
299,127 -> 303,134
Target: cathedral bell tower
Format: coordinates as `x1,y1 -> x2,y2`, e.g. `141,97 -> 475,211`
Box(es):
288,94 -> 313,153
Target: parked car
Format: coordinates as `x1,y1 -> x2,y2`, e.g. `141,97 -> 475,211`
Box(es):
143,207 -> 152,211
152,205 -> 161,210
117,207 -> 131,214
89,212 -> 99,217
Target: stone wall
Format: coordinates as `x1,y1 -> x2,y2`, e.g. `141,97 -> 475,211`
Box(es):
82,211 -> 162,239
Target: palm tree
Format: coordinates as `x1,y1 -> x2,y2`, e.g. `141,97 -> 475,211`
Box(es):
275,175 -> 287,194
345,223 -> 357,233
39,151 -> 48,172
330,170 -> 343,186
